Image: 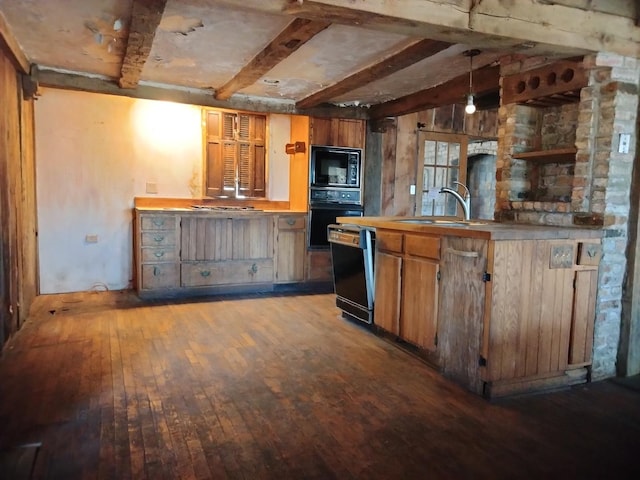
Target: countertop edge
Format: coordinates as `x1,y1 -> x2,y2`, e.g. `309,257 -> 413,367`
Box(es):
337,216 -> 603,240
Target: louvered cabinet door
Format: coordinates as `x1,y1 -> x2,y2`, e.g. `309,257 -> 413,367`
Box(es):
206,110 -> 266,198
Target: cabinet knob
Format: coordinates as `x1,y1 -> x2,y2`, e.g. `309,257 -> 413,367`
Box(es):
154,251 -> 165,258
249,263 -> 258,274
152,219 -> 165,227
200,270 -> 211,277
153,235 -> 165,243
287,218 -> 296,226
153,266 -> 160,276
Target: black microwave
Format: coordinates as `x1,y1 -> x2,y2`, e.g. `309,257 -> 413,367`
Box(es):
310,145 -> 362,188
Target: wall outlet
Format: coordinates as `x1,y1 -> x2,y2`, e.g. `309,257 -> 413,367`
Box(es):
85,234 -> 99,243
410,184 -> 416,195
146,181 -> 158,194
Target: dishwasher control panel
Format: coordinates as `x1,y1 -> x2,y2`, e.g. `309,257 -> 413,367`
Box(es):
328,229 -> 361,246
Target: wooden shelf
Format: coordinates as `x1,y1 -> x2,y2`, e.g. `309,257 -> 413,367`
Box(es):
512,147 -> 577,163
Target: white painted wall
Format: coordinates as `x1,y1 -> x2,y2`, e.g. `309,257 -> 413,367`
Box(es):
35,88 -> 292,294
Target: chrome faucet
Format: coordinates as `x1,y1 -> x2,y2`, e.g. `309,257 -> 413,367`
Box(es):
440,181 -> 471,221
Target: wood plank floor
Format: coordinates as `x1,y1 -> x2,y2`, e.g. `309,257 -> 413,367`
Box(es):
0,291 -> 639,480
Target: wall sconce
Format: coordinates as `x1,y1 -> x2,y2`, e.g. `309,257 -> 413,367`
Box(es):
463,49 -> 481,115
285,141 -> 306,154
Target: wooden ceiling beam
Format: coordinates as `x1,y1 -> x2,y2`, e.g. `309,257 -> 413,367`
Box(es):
37,68 -> 368,119
296,38 -> 450,109
369,65 -> 500,119
215,18 -> 330,100
119,0 -> 168,89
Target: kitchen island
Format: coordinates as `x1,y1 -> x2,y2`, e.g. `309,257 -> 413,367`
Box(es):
337,215 -> 603,398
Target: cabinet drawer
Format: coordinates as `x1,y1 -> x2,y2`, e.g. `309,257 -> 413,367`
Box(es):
405,234 -> 440,260
140,215 -> 176,230
141,264 -> 179,289
141,231 -> 176,247
181,259 -> 274,287
377,231 -> 404,253
141,247 -> 177,263
278,215 -> 306,230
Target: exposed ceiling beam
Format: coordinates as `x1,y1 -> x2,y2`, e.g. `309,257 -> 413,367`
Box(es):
296,38 -> 451,109
0,9 -> 29,73
369,65 -> 500,119
218,0 -> 637,58
37,68 -> 368,120
119,0 -> 168,89
214,18 -> 330,100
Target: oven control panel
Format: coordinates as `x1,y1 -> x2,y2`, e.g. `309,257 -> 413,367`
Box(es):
310,188 -> 361,204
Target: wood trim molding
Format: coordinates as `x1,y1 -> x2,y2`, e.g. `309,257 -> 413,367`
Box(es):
369,65 -> 500,119
296,39 -> 451,109
0,10 -> 29,73
215,18 -> 330,100
119,0 -> 168,89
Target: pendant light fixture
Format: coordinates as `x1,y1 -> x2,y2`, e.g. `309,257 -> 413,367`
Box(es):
463,49 -> 481,114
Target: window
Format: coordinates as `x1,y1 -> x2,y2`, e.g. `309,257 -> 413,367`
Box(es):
204,109 -> 267,198
417,132 -> 468,216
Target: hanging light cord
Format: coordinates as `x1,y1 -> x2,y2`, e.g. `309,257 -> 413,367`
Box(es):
468,54 -> 473,95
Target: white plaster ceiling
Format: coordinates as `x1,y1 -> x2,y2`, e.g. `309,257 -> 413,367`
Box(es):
0,0 -> 589,109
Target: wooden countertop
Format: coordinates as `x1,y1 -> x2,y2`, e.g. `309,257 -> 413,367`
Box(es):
336,216 -> 603,241
135,207 -> 306,215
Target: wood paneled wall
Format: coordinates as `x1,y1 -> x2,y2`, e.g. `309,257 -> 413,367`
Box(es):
372,105 -> 498,216
0,47 -> 38,349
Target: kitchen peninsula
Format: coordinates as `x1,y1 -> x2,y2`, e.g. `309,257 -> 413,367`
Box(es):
339,215 -> 603,398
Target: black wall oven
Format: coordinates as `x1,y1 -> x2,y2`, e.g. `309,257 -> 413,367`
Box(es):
308,202 -> 363,249
309,187 -> 363,249
308,145 -> 364,249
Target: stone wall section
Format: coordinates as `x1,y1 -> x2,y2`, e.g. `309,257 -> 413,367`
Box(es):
496,53 -> 640,379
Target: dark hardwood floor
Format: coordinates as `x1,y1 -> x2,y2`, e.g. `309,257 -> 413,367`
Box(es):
0,291 -> 638,480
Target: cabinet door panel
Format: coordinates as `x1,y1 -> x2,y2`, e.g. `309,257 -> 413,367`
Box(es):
438,237 -> 487,394
276,228 -> 306,283
569,269 -> 598,365
401,256 -> 439,351
374,251 -> 401,334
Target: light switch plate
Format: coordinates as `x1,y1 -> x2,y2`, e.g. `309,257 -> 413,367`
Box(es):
619,133 -> 631,154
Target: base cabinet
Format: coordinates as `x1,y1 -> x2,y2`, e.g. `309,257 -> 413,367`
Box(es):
135,209 -> 309,297
374,227 -> 602,398
374,231 -> 440,357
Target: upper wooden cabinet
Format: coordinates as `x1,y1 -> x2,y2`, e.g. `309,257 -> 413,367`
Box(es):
205,110 -> 266,198
310,117 -> 366,149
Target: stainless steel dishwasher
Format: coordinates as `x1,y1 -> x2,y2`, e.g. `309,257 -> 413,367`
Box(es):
327,224 -> 375,324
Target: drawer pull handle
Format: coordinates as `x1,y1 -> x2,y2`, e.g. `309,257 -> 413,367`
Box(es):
200,270 -> 211,277
445,247 -> 478,258
152,219 -> 165,227
249,263 -> 258,274
153,266 -> 161,276
287,218 -> 296,226
154,251 -> 165,258
153,235 -> 165,242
